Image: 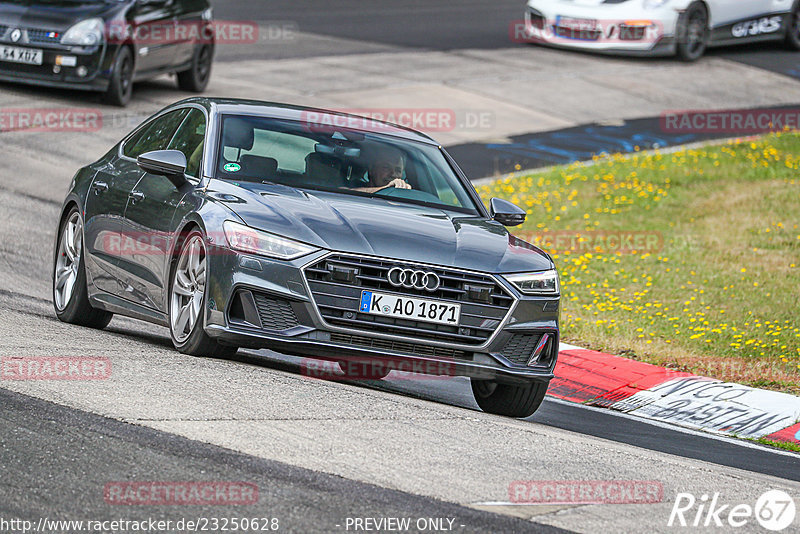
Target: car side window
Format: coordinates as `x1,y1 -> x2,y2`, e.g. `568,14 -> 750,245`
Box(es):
408,150 -> 465,208
167,109 -> 206,178
123,109 -> 190,160
222,129 -> 318,174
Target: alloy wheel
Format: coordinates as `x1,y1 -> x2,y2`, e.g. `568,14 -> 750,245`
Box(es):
170,235 -> 207,343
54,212 -> 83,311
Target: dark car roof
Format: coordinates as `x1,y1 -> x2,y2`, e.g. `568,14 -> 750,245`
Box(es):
174,97 -> 439,145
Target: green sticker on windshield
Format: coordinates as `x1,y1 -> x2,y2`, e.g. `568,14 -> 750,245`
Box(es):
223,163 -> 241,172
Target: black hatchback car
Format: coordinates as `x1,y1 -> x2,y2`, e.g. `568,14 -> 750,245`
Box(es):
53,98 -> 561,418
0,0 -> 214,106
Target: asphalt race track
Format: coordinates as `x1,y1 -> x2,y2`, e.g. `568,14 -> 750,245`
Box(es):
215,0 -> 800,79
1,388 -> 560,533
1,2 -> 799,533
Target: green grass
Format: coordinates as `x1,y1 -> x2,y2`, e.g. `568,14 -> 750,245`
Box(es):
754,437 -> 800,454
476,133 -> 800,394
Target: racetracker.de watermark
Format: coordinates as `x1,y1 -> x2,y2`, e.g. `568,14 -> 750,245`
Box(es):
1,357 -> 111,381
105,20 -> 297,45
510,480 -> 664,505
0,108 -> 151,133
102,230 -> 665,258
0,108 -> 101,133
509,19 -> 663,45
301,357 -> 456,381
104,482 -> 259,506
300,108 -> 495,133
515,230 -> 664,255
98,230 -> 260,257
661,108 -> 800,134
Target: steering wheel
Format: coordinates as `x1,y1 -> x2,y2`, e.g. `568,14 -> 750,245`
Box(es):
376,186 -> 441,203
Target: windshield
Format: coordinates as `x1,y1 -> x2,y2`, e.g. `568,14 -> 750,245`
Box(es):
216,114 -> 480,214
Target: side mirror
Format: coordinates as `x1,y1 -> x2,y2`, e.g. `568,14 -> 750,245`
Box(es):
137,150 -> 188,189
490,197 -> 526,227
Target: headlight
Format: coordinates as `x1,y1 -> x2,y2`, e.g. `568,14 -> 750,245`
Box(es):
642,0 -> 669,9
505,270 -> 560,295
223,221 -> 318,260
202,7 -> 213,21
61,18 -> 105,46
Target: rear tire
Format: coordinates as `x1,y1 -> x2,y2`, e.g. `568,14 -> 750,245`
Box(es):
177,44 -> 213,92
53,208 -> 113,329
786,1 -> 800,50
676,3 -> 709,62
471,378 -> 547,418
104,47 -> 134,107
169,230 -> 237,358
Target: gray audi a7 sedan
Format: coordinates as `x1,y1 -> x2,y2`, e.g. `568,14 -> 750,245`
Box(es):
53,97 -> 561,417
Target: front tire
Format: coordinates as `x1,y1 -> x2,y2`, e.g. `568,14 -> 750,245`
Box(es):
676,3 -> 709,62
169,230 -> 237,358
104,47 -> 134,107
471,378 -> 548,418
53,208 -> 113,329
177,44 -> 213,92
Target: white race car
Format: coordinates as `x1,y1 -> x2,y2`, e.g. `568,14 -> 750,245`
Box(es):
521,0 -> 800,61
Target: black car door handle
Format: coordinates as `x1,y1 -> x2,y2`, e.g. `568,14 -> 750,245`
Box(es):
92,181 -> 109,193
129,191 -> 145,204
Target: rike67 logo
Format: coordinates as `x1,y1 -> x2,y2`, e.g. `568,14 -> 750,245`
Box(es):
668,490 -> 796,531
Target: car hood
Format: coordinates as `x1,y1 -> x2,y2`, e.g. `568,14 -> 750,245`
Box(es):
0,0 -> 120,31
207,180 -> 553,274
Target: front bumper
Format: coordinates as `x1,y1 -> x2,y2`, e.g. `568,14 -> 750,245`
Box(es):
203,247 -> 560,385
522,2 -> 680,55
0,41 -> 113,92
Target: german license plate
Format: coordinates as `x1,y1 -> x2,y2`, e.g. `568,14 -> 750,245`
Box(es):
556,16 -> 597,31
359,290 -> 460,326
0,45 -> 43,65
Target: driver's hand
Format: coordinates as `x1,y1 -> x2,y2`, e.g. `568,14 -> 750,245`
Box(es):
386,178 -> 411,189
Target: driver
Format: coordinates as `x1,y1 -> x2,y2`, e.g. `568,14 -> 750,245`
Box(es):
353,145 -> 412,193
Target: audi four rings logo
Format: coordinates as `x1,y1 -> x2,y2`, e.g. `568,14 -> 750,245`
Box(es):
387,267 -> 440,291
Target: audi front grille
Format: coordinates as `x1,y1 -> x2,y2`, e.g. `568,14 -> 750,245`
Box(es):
304,254 -> 515,346
329,333 -> 469,360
